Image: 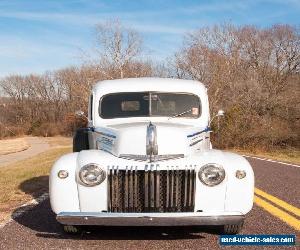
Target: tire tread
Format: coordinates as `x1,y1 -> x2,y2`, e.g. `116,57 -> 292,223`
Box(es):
222,222 -> 244,234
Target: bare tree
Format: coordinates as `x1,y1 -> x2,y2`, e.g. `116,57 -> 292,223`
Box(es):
174,24 -> 300,149
94,19 -> 143,79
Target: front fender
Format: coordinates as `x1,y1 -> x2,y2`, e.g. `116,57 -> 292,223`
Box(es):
222,151 -> 254,214
195,150 -> 254,214
49,152 -> 80,214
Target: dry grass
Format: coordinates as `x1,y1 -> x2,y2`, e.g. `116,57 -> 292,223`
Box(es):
0,147 -> 71,223
0,137 -> 29,156
232,148 -> 300,165
44,136 -> 72,147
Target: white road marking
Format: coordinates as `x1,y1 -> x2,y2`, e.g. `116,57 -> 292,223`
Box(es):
0,193 -> 49,229
243,155 -> 300,168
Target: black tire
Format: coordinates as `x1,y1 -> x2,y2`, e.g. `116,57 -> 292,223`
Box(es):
62,225 -> 82,234
73,128 -> 90,152
221,222 -> 244,234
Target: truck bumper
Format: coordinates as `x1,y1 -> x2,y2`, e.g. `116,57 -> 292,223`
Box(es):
56,212 -> 245,226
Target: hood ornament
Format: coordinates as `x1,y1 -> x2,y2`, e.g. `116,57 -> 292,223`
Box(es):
146,122 -> 158,162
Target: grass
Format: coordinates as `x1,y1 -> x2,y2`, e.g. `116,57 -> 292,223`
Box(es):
0,147 -> 71,224
0,137 -> 29,156
232,148 -> 300,165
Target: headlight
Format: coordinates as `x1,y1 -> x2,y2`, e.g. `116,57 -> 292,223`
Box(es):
79,163 -> 106,186
198,164 -> 225,186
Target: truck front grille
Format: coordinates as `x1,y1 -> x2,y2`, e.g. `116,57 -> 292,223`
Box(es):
107,165 -> 196,213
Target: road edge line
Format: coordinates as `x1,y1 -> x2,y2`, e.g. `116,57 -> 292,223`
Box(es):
243,155 -> 300,168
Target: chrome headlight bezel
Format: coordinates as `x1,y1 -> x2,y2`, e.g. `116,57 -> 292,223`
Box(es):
78,163 -> 106,186
198,163 -> 226,186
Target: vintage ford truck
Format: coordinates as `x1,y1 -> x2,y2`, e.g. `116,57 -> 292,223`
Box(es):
50,78 -> 254,234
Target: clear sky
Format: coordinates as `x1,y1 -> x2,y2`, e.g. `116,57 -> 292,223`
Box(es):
0,0 -> 299,77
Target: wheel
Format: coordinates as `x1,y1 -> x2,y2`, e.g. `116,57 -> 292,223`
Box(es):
73,128 -> 90,152
62,225 -> 82,234
221,222 -> 244,234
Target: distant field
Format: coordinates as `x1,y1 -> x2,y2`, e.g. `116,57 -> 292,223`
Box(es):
0,137 -> 29,156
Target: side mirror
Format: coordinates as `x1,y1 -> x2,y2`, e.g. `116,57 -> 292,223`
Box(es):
75,110 -> 89,122
209,109 -> 225,127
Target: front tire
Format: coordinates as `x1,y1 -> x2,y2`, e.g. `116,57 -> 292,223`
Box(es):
221,222 -> 243,234
62,225 -> 82,234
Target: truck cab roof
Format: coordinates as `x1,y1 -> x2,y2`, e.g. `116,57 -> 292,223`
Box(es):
93,77 -> 207,96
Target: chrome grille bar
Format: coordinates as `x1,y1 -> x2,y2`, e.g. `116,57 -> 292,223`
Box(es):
184,168 -> 188,207
192,166 -> 196,207
155,165 -> 160,211
166,166 -> 169,208
144,165 -> 149,209
124,166 -> 129,211
150,165 -> 155,208
134,166 -> 138,210
170,166 -> 174,208
188,165 -> 194,207
108,167 -> 111,212
112,166 -> 115,212
129,166 -> 134,211
115,166 -> 119,212
175,166 -> 179,209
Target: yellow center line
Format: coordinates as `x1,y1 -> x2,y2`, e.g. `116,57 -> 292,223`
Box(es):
255,188 -> 300,217
254,195 -> 300,231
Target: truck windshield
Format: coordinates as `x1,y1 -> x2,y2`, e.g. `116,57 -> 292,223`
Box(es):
99,92 -> 201,119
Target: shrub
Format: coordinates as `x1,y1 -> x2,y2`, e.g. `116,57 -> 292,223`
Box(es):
31,123 -> 61,137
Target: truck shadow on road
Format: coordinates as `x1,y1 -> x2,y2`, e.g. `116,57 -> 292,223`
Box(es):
19,175 -> 49,199
12,176 -> 221,241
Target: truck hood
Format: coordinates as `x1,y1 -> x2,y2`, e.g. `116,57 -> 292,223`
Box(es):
94,122 -> 209,158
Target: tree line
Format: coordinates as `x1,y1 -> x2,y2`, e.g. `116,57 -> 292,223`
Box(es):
0,21 -> 299,150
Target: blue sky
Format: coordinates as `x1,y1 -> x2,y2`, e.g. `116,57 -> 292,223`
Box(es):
0,0 -> 299,77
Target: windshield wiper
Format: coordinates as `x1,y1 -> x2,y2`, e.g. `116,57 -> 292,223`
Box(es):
167,108 -> 192,120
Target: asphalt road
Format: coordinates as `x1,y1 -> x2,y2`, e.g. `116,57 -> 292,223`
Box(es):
0,157 -> 299,250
